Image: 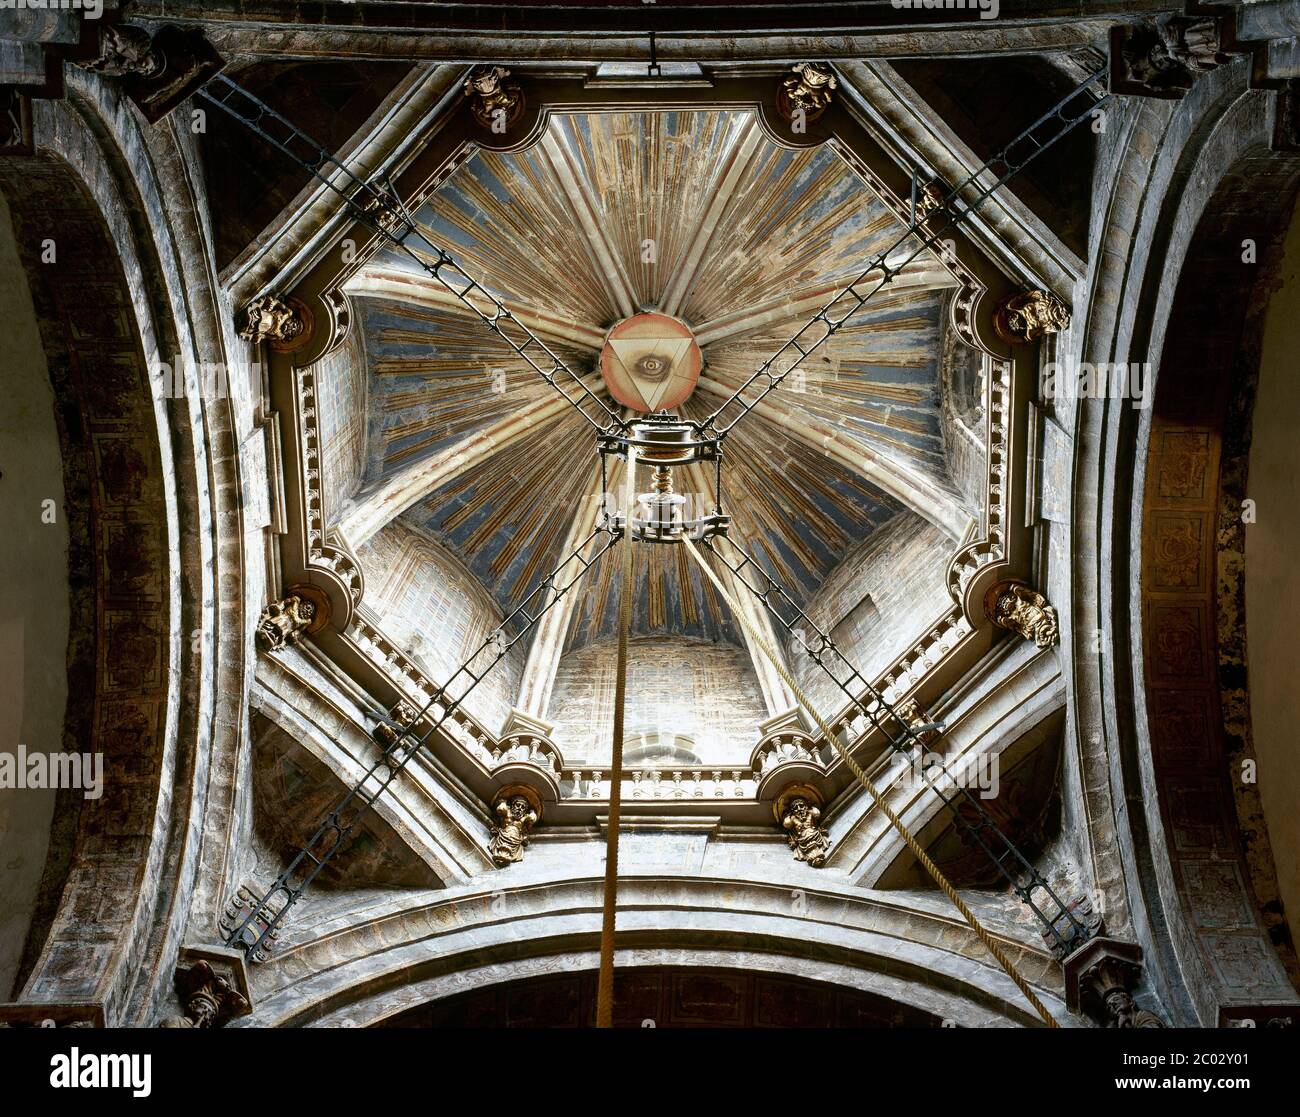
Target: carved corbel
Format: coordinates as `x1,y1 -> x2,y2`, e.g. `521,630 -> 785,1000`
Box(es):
256,585 -> 330,652
775,783 -> 831,867
776,62 -> 837,124
984,579 -> 1059,648
159,956 -> 250,1029
489,784 -> 541,866
80,24 -> 165,79
895,699 -> 942,746
239,294 -> 309,349
1109,16 -> 1232,99
1064,938 -> 1165,1028
992,289 -> 1071,344
913,179 -> 948,226
372,700 -> 418,747
463,65 -> 524,133
77,23 -> 223,122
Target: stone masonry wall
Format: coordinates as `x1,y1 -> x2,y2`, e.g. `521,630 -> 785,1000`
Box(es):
791,510 -> 952,716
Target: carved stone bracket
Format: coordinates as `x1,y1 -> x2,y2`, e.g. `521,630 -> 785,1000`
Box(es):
80,24 -> 165,79
895,698 -> 942,745
463,65 -> 524,132
256,586 -> 329,652
914,179 -> 947,225
992,289 -> 1070,344
1109,16 -> 1232,99
239,294 -> 308,348
1064,937 -> 1166,1028
984,579 -> 1059,648
775,783 -> 831,867
489,784 -> 541,866
158,950 -> 251,1028
372,699 -> 418,746
776,62 -> 837,124
77,23 -> 223,123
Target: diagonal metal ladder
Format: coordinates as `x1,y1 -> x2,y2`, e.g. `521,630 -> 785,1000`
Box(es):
198,74 -> 626,437
698,68 -> 1110,440
225,523 -> 620,958
704,532 -> 1091,956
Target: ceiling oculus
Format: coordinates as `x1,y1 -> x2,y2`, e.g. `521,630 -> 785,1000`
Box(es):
599,311 -> 702,412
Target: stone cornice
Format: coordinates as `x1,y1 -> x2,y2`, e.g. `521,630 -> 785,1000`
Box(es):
835,60 -> 1086,295
123,2 -> 1174,63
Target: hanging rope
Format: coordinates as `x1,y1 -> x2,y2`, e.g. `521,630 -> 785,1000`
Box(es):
680,535 -> 1060,1028
596,451 -> 637,1027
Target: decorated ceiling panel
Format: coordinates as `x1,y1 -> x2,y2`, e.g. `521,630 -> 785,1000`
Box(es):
355,521 -> 526,731
565,524 -> 739,651
334,103 -> 973,741
401,415 -> 602,611
381,145 -> 619,323
699,290 -> 952,486
553,109 -> 752,310
547,635 -> 769,766
679,399 -> 906,603
353,296 -> 586,487
681,142 -> 913,325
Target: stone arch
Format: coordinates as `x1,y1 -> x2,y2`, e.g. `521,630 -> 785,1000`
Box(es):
1067,63 -> 1300,1024
0,70 -> 252,1025
233,876 -> 1074,1028
373,963 -> 945,1027
0,150 -> 178,1025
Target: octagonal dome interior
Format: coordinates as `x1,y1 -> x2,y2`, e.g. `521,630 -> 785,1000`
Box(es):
318,107 -> 988,767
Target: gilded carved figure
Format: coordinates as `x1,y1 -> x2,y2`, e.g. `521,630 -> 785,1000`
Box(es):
782,795 -> 831,867
993,289 -> 1071,344
463,65 -> 524,131
490,791 -> 539,865
778,62 -> 837,121
239,295 -> 304,345
988,581 -> 1059,648
256,594 -> 316,652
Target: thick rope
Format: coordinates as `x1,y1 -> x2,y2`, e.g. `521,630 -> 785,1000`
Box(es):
596,452 -> 637,1027
681,535 -> 1059,1028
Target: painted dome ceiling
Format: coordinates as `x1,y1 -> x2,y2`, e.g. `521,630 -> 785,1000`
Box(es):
318,107 -> 984,763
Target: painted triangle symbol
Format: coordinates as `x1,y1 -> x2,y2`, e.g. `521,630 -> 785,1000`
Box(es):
609,336 -> 693,410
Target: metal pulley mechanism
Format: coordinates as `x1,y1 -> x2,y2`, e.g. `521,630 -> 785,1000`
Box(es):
626,464 -> 730,544
598,414 -> 719,466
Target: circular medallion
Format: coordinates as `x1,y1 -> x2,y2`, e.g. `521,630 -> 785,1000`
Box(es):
599,311 -> 702,413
